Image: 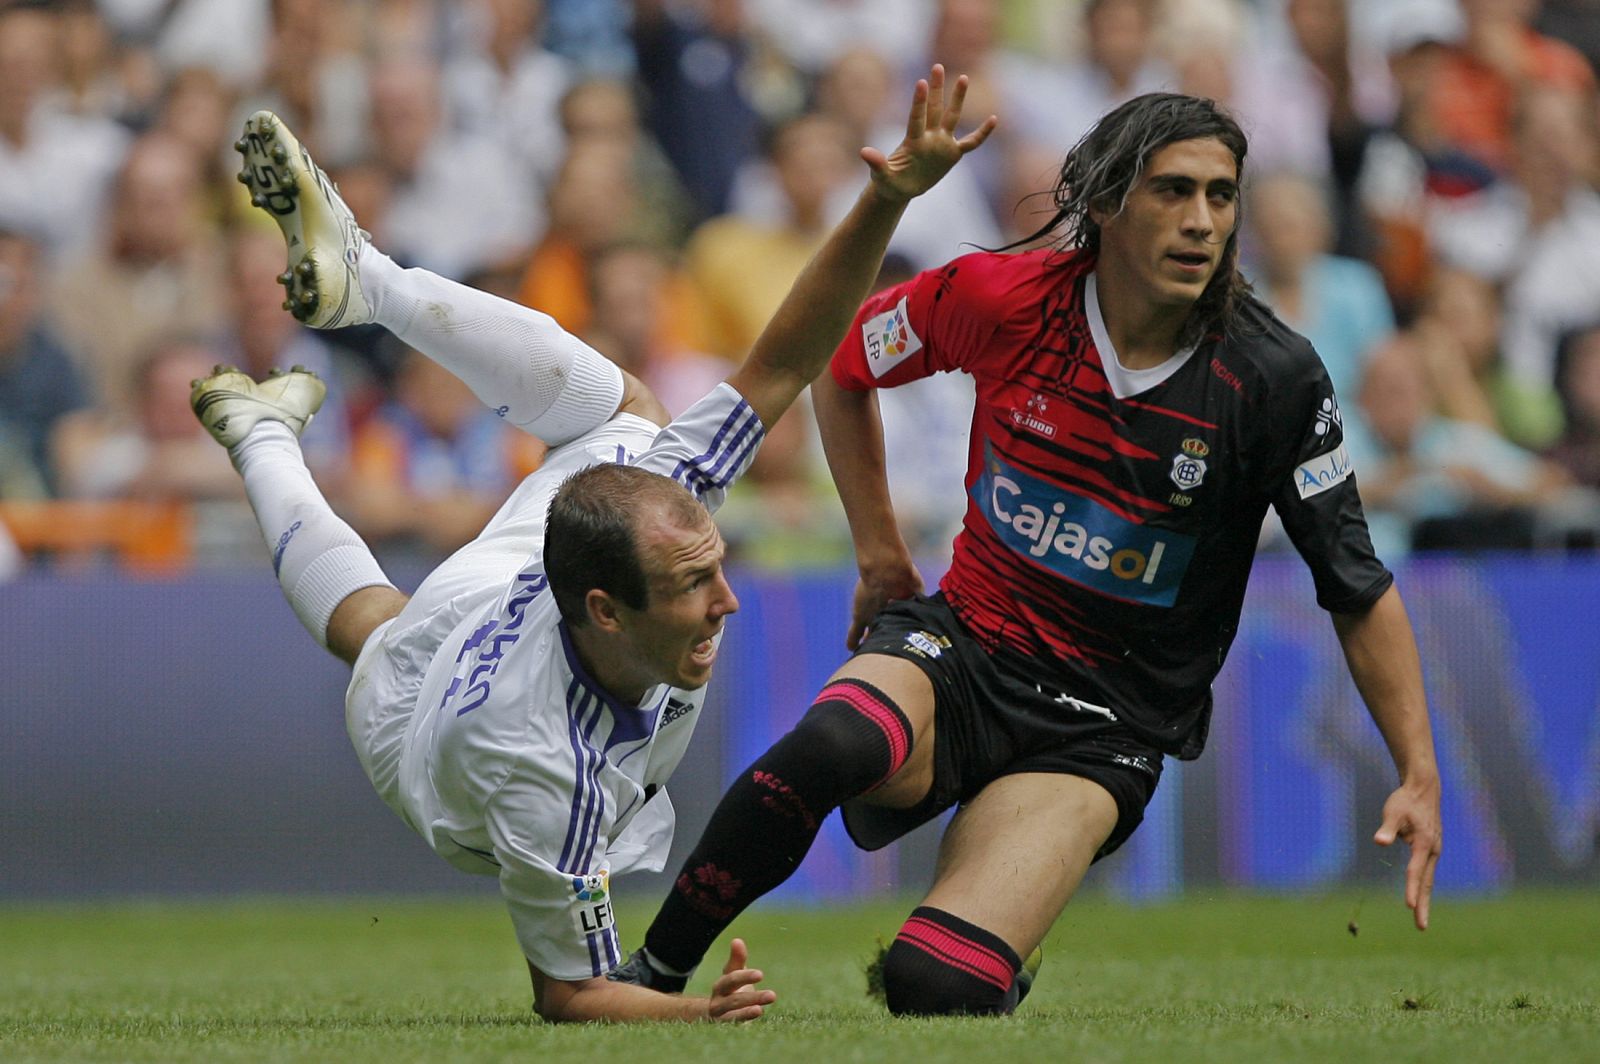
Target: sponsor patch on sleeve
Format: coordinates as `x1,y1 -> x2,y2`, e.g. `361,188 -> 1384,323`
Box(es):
861,296 -> 922,378
1293,443 -> 1354,499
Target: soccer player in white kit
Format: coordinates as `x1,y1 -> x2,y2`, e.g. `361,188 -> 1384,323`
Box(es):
189,68 -> 995,1023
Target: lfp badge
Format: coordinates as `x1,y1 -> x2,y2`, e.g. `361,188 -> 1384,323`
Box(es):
571,868 -> 615,935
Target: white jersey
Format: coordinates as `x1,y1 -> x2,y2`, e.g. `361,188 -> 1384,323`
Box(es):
345,384 -> 764,981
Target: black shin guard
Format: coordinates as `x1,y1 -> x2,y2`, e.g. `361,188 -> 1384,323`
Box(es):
881,906 -> 1023,1016
643,679 -> 913,972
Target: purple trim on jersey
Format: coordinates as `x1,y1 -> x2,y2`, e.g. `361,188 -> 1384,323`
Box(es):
559,622 -> 633,719
577,700 -> 607,869
602,926 -> 620,969
670,400 -> 763,499
586,931 -> 603,976
557,679 -> 596,873
558,618 -> 661,749
564,689 -> 604,873
605,691 -> 662,752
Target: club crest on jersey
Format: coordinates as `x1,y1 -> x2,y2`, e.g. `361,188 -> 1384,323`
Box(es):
571,868 -> 615,935
973,445 -> 1197,607
862,296 -> 922,378
1011,392 -> 1058,439
905,631 -> 952,659
1169,438 -> 1209,491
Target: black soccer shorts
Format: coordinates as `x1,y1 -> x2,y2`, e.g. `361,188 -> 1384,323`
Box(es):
840,592 -> 1163,861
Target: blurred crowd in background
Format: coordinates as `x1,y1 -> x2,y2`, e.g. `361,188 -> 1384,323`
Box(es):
2,0 -> 1599,577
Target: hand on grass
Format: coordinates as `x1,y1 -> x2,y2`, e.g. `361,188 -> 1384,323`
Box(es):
706,939 -> 776,1022
1374,778 -> 1442,930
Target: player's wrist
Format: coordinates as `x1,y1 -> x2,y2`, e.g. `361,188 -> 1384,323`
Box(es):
1398,765 -> 1440,791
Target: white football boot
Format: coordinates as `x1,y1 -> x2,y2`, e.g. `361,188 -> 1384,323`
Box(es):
234,111 -> 373,329
190,365 -> 327,448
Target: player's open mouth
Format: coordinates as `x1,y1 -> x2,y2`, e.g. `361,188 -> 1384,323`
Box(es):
1167,251 -> 1211,273
690,638 -> 717,666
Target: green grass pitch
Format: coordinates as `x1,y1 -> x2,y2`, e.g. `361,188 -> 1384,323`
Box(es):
3,891 -> 1597,1062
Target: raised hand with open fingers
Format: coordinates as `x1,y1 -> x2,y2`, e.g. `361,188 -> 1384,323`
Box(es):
862,64 -> 998,204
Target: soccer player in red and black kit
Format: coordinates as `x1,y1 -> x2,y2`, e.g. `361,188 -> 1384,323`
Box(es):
614,93 -> 1443,1016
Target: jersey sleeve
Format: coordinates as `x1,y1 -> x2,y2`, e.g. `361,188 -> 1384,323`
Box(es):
830,254 -> 1002,391
1265,352 -> 1395,613
631,381 -> 765,516
485,775 -> 623,982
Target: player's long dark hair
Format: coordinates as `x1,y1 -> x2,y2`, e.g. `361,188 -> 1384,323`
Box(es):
1009,93 -> 1254,346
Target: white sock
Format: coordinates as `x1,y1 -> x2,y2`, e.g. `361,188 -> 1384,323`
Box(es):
359,245 -> 624,446
231,421 -> 395,647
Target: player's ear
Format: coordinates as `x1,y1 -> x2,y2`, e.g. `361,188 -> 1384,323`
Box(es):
1087,193 -> 1115,229
586,588 -> 626,634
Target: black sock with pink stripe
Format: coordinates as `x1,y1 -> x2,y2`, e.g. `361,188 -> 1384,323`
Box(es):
881,906 -> 1023,1016
642,678 -> 913,974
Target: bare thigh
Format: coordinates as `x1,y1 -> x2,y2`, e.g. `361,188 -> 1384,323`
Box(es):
327,586 -> 411,665
827,654 -> 940,810
920,772 -> 1120,957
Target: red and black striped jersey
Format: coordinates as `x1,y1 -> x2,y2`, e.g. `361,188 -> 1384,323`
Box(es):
831,248 -> 1391,759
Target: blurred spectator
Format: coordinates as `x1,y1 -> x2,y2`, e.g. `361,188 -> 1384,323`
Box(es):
210,225 -> 359,477
445,0 -> 571,186
1495,89 -> 1600,410
348,0 -> 462,60
104,0 -> 272,92
366,54 -> 543,278
815,47 -> 1003,271
1412,268 -> 1562,449
687,113 -> 853,359
1547,325 -> 1600,487
1354,7 -> 1502,316
54,337 -> 243,503
516,137 -> 701,345
1426,0 -> 1595,173
1349,334 -> 1573,557
156,67 -> 240,227
1536,0 -> 1600,73
238,0 -> 370,169
53,0 -> 139,122
342,349 -> 542,557
583,242 -> 726,418
1248,171 -> 1394,405
558,77 -> 694,248
632,0 -> 766,219
0,228 -> 90,499
1018,0 -> 1174,153
48,132 -> 228,424
748,0 -> 932,76
859,253 -> 974,560
0,4 -> 130,261
714,399 -> 851,571
1225,0 -> 1395,235
544,0 -> 635,76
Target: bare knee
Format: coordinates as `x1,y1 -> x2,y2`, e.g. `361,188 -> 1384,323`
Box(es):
326,586 -> 409,664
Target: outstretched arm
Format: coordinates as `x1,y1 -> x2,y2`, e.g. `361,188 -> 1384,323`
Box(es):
1331,584 -> 1442,930
724,65 -> 996,430
530,939 -> 773,1023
